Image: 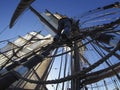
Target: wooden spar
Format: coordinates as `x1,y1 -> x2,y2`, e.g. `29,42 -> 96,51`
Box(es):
9,0 -> 35,28
82,62 -> 120,85
29,6 -> 58,34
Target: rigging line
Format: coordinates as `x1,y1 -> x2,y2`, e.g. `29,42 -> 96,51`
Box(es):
14,65 -> 36,88
114,79 -> 120,89
88,40 -> 102,62
38,49 -> 58,90
0,40 -> 53,72
88,81 -> 113,88
66,66 -> 71,90
36,49 -> 59,89
23,63 -> 43,88
81,11 -> 120,25
70,47 -> 74,89
110,77 -> 120,89
79,62 -> 120,86
17,42 -> 120,84
44,48 -> 58,78
95,41 -> 120,60
32,68 -> 41,81
82,17 -> 119,24
79,53 -> 91,66
22,69 -> 37,88
0,31 -> 41,70
18,58 -> 120,86
103,29 -> 120,34
0,48 -> 37,70
105,61 -> 120,81
81,61 -> 120,88
0,36 -> 50,55
45,64 -> 55,90
35,63 -> 51,89
90,40 -> 120,82
90,84 -> 93,90
35,55 -> 57,90
0,25 -> 9,35
82,38 -> 105,88
12,49 -> 20,58
0,46 -> 19,54
105,24 -> 120,32
56,48 -> 64,90
33,67 -> 48,90
80,18 -> 120,35
79,2 -> 120,18
0,36 -> 17,43
47,38 -> 95,58
82,71 -> 120,86
0,32 -> 115,73
22,63 -> 43,88
97,45 -> 120,82
82,38 -> 107,88
0,51 -> 10,60
62,48 -> 68,90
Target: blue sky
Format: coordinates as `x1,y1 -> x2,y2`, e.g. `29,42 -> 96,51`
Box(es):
0,1 -> 119,89
0,0 -> 118,47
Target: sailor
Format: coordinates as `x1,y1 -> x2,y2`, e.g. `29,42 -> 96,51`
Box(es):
54,16 -> 79,41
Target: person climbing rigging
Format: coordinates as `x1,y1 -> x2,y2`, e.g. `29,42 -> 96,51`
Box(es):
54,16 -> 80,42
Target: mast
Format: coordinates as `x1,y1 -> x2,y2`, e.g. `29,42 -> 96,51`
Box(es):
71,41 -> 81,90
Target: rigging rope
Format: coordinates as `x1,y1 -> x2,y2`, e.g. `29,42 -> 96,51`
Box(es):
0,31 -> 41,70
80,2 -> 120,18
16,42 -> 120,84
0,25 -> 9,35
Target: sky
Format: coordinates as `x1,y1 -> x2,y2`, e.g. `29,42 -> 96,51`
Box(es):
0,0 -> 119,89
0,0 -> 118,46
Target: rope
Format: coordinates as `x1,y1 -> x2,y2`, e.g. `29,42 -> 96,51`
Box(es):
16,42 -> 120,84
